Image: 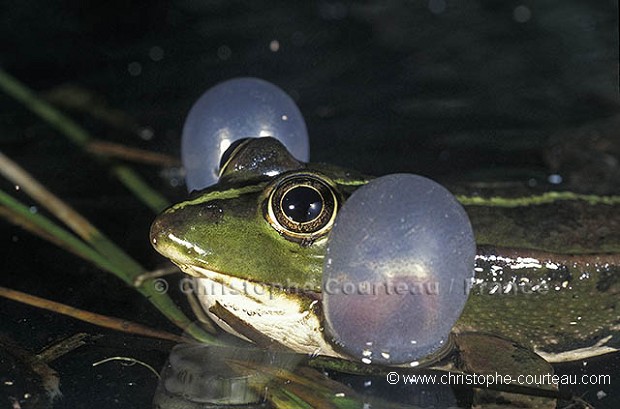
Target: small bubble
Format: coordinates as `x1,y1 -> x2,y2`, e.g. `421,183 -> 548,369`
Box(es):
269,40 -> 280,52
160,167 -> 185,188
410,361 -> 420,367
527,178 -> 537,187
139,127 -> 154,141
29,206 -> 38,213
128,62 -> 142,76
217,45 -> 232,60
14,185 -> 20,191
149,46 -> 164,61
513,5 -> 532,23
361,357 -> 372,364
281,115 -> 288,121
547,174 -> 563,184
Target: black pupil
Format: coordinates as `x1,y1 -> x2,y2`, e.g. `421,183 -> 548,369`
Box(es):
282,186 -> 323,223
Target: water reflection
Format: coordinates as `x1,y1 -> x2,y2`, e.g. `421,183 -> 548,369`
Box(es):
154,343 -> 302,408
153,342 -> 461,408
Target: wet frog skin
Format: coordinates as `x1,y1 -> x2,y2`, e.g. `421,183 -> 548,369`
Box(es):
150,137 -> 620,366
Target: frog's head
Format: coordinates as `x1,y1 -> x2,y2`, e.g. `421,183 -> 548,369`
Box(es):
150,137 -> 367,292
151,136 -> 473,367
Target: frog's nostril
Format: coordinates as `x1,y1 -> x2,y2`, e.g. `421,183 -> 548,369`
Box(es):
149,216 -> 168,248
149,209 -> 184,248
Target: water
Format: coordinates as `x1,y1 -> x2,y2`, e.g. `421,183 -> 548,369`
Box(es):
1,1 -> 618,407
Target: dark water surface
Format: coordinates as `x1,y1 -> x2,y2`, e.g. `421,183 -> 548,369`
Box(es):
1,1 -> 619,408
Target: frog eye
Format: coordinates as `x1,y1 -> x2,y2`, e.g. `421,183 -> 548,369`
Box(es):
181,78 -> 309,191
322,174 -> 475,365
267,174 -> 338,240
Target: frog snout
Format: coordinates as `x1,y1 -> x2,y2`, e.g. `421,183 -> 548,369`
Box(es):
149,213 -> 172,251
150,203 -> 225,252
149,208 -> 191,251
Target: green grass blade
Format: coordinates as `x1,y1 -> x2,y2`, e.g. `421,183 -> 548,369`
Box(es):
0,189 -> 121,276
0,151 -> 216,344
0,68 -> 168,213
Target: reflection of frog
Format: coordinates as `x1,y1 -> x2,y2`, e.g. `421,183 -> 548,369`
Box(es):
151,137 -> 620,368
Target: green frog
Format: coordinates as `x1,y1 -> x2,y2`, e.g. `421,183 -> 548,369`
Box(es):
150,137 -> 620,370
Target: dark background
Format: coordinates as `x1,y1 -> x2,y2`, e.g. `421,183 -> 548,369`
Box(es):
1,1 -> 619,408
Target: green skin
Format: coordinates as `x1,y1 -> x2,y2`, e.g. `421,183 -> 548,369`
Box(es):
151,137 -> 620,366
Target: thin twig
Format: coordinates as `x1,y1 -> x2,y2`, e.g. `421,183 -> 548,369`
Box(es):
87,140 -> 180,166
0,150 -> 100,241
0,193 -> 121,275
92,356 -> 161,379
0,286 -> 188,344
37,333 -> 93,362
0,68 -> 168,212
0,152 -> 218,344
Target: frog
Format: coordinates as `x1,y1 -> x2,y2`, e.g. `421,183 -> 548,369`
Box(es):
150,136 -> 620,372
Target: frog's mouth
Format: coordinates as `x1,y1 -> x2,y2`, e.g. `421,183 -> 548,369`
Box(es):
175,263 -> 342,357
176,263 -> 321,304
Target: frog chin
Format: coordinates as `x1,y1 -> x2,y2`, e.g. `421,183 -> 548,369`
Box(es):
178,264 -> 343,359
